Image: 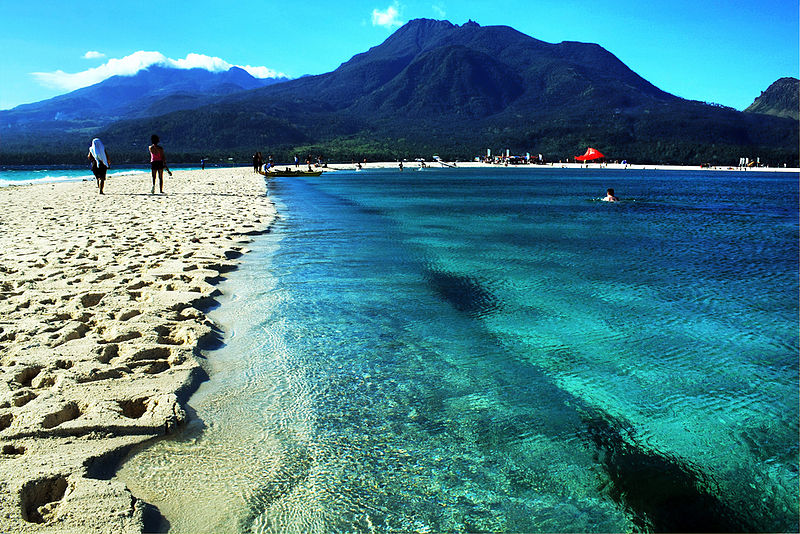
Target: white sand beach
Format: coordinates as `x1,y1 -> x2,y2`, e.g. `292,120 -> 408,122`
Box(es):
0,168 -> 274,532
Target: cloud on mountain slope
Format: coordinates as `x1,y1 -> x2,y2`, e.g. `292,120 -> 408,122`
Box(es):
33,51 -> 286,91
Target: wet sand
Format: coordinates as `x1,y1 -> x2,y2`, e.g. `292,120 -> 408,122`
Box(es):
0,167 -> 274,532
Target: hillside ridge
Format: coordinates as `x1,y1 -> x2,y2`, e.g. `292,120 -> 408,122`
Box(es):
744,77 -> 799,120
1,19 -> 796,166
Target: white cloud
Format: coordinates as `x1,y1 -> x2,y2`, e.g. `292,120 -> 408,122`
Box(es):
372,4 -> 403,28
83,50 -> 105,60
170,52 -> 231,71
240,65 -> 285,78
32,51 -> 286,91
432,3 -> 446,18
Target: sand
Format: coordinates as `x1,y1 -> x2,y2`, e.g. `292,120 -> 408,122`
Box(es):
0,167 -> 274,533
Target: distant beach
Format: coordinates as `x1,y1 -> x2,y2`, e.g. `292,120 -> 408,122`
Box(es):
305,160 -> 800,173
0,168 -> 274,532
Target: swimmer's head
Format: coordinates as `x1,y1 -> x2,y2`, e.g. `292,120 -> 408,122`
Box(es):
606,188 -> 615,196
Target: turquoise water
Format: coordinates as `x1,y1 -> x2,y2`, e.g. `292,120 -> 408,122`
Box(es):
0,166 -> 149,186
0,165 -> 210,187
119,168 -> 799,533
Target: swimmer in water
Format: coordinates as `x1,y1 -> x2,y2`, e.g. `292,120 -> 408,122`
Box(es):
602,188 -> 619,202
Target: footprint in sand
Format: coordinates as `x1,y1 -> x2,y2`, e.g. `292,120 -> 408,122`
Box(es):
40,402 -> 82,429
12,366 -> 42,388
12,389 -> 37,407
20,475 -> 70,524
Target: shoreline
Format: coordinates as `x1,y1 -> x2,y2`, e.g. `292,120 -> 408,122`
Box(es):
282,161 -> 800,173
5,161 -> 796,191
0,167 -> 274,532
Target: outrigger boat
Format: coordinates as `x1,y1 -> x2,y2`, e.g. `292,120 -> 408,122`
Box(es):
259,168 -> 322,177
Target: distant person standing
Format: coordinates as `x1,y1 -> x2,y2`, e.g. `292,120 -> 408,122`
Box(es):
253,152 -> 263,174
149,134 -> 166,194
88,138 -> 110,195
200,158 -> 206,170
294,155 -> 299,168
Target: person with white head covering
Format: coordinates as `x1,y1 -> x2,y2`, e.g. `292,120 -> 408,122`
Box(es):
88,138 -> 110,194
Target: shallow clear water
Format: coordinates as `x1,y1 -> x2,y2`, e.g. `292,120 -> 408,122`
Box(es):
0,164 -> 211,187
119,168 -> 799,533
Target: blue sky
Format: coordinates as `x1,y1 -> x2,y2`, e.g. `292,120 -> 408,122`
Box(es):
1,0 -> 797,110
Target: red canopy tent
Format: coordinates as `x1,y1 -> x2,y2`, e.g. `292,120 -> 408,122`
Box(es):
575,147 -> 605,161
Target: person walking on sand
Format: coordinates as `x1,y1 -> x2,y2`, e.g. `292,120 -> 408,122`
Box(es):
88,138 -> 110,195
149,134 -> 167,194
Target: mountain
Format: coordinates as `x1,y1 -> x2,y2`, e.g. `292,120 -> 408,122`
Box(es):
2,19 -> 797,166
0,66 -> 287,131
93,19 -> 795,165
744,77 -> 799,120
0,65 -> 289,163
227,19 -> 675,115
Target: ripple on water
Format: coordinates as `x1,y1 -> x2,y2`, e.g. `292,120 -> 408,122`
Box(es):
119,169 -> 798,532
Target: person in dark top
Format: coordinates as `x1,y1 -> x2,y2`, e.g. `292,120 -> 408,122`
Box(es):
149,134 -> 166,194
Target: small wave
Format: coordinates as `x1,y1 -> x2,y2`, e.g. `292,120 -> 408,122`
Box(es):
0,168 -> 148,187
589,197 -> 638,202
107,170 -> 148,177
0,175 -> 90,187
